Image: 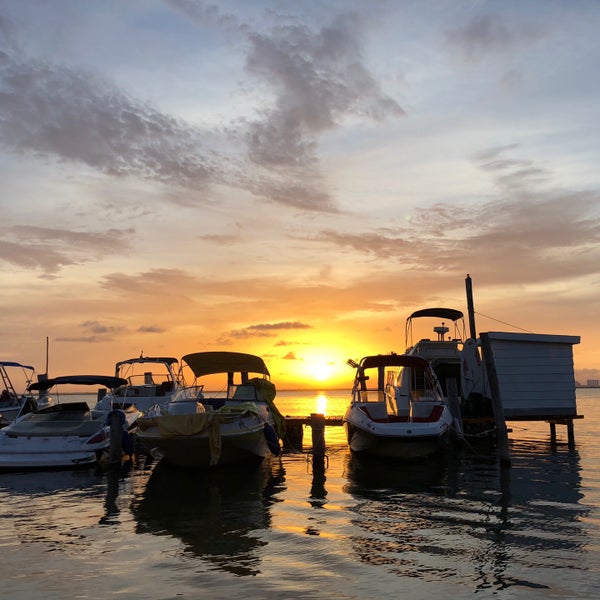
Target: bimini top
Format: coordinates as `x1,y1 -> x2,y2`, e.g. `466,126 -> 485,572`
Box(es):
28,375 -> 128,391
115,356 -> 179,368
182,352 -> 270,378
407,308 -> 464,322
0,361 -> 35,370
358,354 -> 431,370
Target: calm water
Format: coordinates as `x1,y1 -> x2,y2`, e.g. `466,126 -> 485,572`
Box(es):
1,389 -> 600,599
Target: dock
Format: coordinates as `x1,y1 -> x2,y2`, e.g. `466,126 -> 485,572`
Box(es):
283,414 -> 344,451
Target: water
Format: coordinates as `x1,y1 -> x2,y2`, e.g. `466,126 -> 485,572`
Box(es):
1,389 -> 600,599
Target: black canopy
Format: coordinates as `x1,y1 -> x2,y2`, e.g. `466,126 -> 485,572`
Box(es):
28,375 -> 128,391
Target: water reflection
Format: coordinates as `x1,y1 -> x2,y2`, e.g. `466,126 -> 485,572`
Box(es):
0,469 -> 106,550
343,440 -> 587,593
132,458 -> 286,576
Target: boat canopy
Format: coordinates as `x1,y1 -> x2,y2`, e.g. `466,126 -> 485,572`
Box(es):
182,352 -> 270,378
407,308 -> 464,322
116,357 -> 178,368
28,375 -> 128,391
0,361 -> 35,370
359,354 -> 431,371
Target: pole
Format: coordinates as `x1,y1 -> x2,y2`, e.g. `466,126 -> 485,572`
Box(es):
465,274 -> 477,340
480,333 -> 511,466
108,410 -> 124,465
310,413 -> 326,458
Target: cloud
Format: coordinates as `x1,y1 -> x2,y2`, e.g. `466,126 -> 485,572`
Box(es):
101,268 -> 199,295
55,319 -> 127,343
314,148 -> 600,286
167,2 -> 404,211
0,226 -> 132,276
283,351 -> 299,360
137,325 -> 166,333
247,322 -> 311,331
244,12 -> 404,166
444,13 -> 545,61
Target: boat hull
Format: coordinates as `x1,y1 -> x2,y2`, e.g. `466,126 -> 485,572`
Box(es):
0,431 -> 107,469
136,405 -> 280,469
344,421 -> 451,460
138,426 -> 273,468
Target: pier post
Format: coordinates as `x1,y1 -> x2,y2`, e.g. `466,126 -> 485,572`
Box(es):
283,418 -> 304,451
480,333 -> 511,467
310,413 -> 326,458
108,410 -> 124,465
446,378 -> 464,442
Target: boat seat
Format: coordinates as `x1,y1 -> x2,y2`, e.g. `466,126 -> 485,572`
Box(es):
201,398 -> 226,410
411,402 -> 444,422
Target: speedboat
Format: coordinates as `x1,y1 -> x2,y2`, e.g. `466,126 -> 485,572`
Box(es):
136,351 -> 285,468
343,353 -> 456,459
0,361 -> 52,426
91,354 -> 184,417
0,375 -> 141,470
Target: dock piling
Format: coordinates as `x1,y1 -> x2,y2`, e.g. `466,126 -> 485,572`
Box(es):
310,413 -> 326,458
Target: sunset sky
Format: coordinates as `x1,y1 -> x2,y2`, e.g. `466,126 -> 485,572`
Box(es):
1,1 -> 599,389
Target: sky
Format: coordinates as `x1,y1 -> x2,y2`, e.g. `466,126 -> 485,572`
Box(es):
1,0 -> 599,390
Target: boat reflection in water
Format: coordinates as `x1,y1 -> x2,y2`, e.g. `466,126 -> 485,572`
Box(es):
343,438 -> 586,593
132,458 -> 286,576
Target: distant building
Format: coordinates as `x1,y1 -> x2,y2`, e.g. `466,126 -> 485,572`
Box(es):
587,379 -> 599,387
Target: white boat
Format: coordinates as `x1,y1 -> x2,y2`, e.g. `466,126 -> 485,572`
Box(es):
0,361 -> 52,426
136,352 -> 285,468
405,307 -> 493,434
92,355 -> 184,417
343,353 -> 456,459
0,375 -> 141,470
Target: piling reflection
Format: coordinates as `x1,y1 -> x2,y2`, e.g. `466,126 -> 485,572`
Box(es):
343,439 -> 586,593
132,458 -> 286,576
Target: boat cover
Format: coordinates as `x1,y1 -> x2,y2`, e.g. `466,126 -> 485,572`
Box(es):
182,352 -> 270,377
407,308 -> 464,322
28,375 -> 128,391
0,361 -> 35,370
359,354 -> 431,370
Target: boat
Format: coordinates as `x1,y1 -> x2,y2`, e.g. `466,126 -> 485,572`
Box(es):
91,355 -> 184,417
343,353 -> 456,459
0,361 -> 52,426
136,351 -> 286,468
0,375 -> 141,470
404,307 -> 493,435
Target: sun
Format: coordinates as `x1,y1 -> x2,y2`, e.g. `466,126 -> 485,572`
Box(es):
312,361 -> 335,382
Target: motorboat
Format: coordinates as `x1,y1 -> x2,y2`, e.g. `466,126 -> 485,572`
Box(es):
405,308 -> 493,435
136,351 -> 286,468
91,355 -> 184,417
0,361 -> 52,426
0,375 -> 141,470
343,353 -> 456,459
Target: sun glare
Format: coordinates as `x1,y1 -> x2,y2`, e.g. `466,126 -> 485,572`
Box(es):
312,361 -> 335,382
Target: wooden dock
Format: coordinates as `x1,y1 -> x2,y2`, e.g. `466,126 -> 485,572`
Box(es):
283,414 -> 344,451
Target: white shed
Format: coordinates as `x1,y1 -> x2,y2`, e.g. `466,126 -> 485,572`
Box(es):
482,331 -> 581,419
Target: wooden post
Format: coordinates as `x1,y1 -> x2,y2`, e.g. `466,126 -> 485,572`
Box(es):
108,410 -> 123,465
567,419 -> 575,449
446,378 -> 464,442
283,418 -> 304,452
480,333 -> 511,466
465,274 -> 478,340
310,413 -> 326,458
